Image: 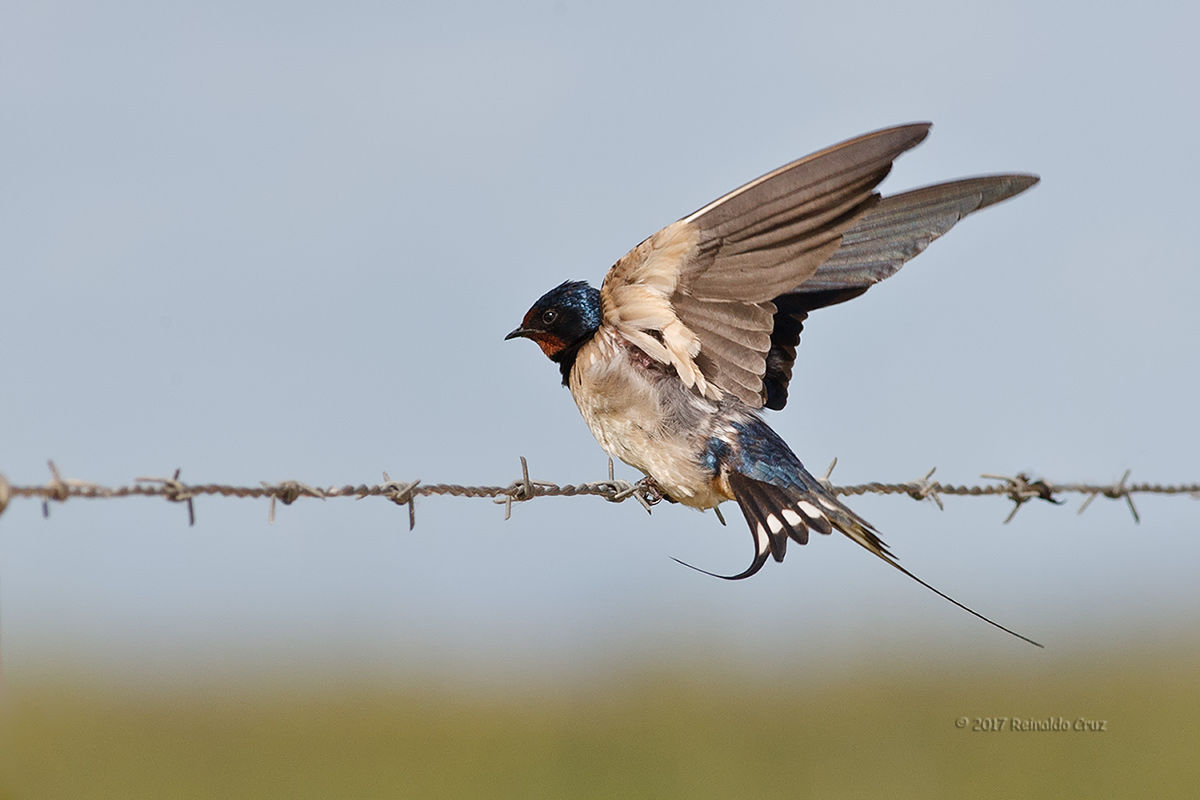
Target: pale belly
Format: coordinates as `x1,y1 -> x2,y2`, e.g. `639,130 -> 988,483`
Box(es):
568,332 -> 730,510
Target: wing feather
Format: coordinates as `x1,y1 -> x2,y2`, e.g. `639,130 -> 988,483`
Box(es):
694,356 -> 763,405
762,289 -> 867,410
759,174 -> 1039,409
680,125 -> 931,302
801,174 -> 1039,291
682,124 -> 931,239
701,170 -> 883,258
597,126 -> 1035,410
668,294 -> 774,349
680,321 -> 768,375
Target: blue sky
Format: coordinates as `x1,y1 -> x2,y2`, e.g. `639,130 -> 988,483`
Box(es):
2,0 -> 1197,683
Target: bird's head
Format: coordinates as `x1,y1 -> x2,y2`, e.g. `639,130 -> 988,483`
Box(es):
505,280 -> 601,362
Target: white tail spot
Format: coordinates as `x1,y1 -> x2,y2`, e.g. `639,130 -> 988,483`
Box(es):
781,509 -> 803,527
797,500 -> 824,520
766,514 -> 784,534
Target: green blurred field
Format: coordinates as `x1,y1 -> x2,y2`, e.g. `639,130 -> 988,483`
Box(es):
3,647 -> 1198,799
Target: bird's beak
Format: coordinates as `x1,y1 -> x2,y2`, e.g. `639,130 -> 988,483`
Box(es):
505,326 -> 532,341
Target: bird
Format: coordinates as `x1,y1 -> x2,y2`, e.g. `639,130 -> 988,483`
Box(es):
506,123 -> 1042,646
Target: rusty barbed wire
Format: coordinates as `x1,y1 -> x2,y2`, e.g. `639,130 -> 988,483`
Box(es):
0,459 -> 1196,529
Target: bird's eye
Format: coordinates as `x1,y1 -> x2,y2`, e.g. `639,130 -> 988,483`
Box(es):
541,309 -> 559,325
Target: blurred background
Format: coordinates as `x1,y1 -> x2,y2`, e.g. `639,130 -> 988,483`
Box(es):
1,1 -> 1198,796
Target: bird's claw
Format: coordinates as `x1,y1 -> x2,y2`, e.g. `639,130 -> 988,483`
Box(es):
634,476 -> 667,506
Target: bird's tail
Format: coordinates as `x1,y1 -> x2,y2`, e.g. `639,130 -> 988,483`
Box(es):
716,468 -> 1042,646
685,416 -> 1042,646
721,467 -> 891,579
695,414 -> 891,579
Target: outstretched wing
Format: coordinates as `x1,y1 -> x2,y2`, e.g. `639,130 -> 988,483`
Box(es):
599,123 -> 932,405
761,173 -> 1040,409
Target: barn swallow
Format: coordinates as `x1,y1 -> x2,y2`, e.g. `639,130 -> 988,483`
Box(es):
507,123 -> 1041,645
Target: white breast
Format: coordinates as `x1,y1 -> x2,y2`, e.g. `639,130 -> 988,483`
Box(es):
568,327 -> 728,509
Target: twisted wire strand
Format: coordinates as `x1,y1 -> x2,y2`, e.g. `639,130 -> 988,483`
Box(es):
0,460 -> 1195,529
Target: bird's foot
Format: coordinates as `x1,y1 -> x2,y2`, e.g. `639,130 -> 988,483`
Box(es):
635,476 -> 674,505
607,474 -> 669,512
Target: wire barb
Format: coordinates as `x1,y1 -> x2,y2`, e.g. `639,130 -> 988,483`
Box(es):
816,457 -> 838,492
265,481 -> 325,524
1077,469 -> 1140,523
494,456 -> 560,520
979,473 -> 1066,523
136,469 -> 196,526
40,460 -> 108,519
377,472 -> 420,530
905,467 -> 944,510
43,460 -> 68,518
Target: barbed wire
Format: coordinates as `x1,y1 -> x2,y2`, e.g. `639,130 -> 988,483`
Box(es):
0,459 -> 1196,529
